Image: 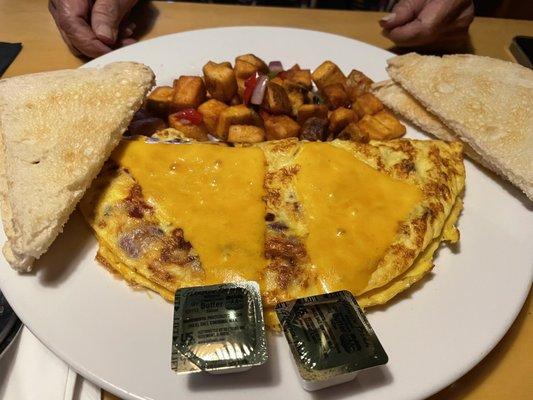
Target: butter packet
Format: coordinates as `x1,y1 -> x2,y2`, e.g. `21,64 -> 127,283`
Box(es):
172,282 -> 268,374
276,290 -> 388,391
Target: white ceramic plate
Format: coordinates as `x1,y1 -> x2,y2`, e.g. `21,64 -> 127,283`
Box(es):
0,27 -> 531,400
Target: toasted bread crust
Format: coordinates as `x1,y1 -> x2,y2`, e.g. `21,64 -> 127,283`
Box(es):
372,80 -> 488,167
386,53 -> 533,200
0,62 -> 155,270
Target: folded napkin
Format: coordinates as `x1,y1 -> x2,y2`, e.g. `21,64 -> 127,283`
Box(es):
0,327 -> 101,400
0,42 -> 22,77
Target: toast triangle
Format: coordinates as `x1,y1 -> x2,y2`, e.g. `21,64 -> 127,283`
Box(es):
0,62 -> 154,270
386,53 -> 533,200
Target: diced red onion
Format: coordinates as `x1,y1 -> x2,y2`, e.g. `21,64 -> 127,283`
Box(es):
268,61 -> 284,73
251,75 -> 268,105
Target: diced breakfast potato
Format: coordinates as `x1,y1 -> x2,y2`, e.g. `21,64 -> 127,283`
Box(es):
227,125 -> 266,143
337,122 -> 370,143
372,110 -> 406,139
127,117 -> 167,137
322,83 -> 350,109
328,107 -> 357,136
312,61 -> 346,91
168,113 -> 209,141
297,104 -> 328,125
198,99 -> 228,134
236,54 -> 269,72
264,115 -> 300,140
234,62 -> 257,96
262,81 -> 292,115
352,93 -> 384,118
215,105 -> 262,140
138,58 -> 404,145
146,86 -> 173,117
269,76 -> 285,86
353,112 -> 405,141
345,69 -> 373,101
172,76 -> 206,111
300,117 -> 328,141
285,68 -> 312,90
283,81 -> 306,116
234,54 -> 269,97
203,61 -> 238,102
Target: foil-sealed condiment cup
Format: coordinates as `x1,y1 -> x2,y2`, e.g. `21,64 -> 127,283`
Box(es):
276,290 -> 388,391
172,281 -> 268,374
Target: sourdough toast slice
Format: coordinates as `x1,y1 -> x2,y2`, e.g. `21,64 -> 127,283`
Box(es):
0,62 -> 154,270
387,53 -> 533,200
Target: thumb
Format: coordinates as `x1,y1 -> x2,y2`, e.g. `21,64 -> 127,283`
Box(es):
380,0 -> 427,30
91,0 -> 137,45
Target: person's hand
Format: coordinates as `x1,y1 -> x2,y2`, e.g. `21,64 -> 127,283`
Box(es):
380,0 -> 474,47
48,0 -> 138,58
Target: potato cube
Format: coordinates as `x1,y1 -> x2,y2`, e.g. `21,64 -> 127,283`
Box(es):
234,54 -> 269,97
287,64 -> 301,71
312,61 -> 346,91
198,99 -> 228,134
286,89 -> 305,117
345,69 -> 374,101
285,69 -> 312,90
171,76 -> 206,111
300,117 -> 328,141
352,93 -> 384,118
168,113 -> 209,141
227,125 -> 266,143
346,69 -> 374,102
234,59 -> 257,81
353,114 -> 404,141
236,54 -> 269,72
202,61 -> 238,102
322,83 -> 350,109
282,80 -> 306,113
146,86 -> 173,117
328,107 -> 357,136
215,105 -> 262,140
297,104 -> 328,125
372,110 -> 406,139
262,81 -> 292,115
346,69 -> 373,86
337,122 -> 370,143
264,115 -> 300,140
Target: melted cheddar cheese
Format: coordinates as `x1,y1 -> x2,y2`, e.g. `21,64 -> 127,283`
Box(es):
112,140 -> 266,284
294,142 -> 423,294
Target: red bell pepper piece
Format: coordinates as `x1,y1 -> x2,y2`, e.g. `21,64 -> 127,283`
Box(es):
172,108 -> 203,125
243,73 -> 258,105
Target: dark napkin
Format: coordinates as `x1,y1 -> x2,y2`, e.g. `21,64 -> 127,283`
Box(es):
0,42 -> 22,77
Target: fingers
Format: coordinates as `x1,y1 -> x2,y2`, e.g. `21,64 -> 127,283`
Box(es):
119,21 -> 136,39
91,0 -> 138,46
383,0 -> 474,47
48,1 -> 82,56
118,38 -> 137,48
383,20 -> 432,47
380,0 -> 426,30
63,14 -> 114,58
49,0 -> 113,58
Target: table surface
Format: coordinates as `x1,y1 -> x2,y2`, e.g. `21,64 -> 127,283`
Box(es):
0,1 -> 531,399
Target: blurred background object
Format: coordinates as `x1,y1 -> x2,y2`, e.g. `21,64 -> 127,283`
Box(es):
171,0 -> 533,19
474,0 -> 533,20
0,290 -> 22,360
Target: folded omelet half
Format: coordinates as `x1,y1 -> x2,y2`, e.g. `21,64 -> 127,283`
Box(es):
80,136 -> 464,328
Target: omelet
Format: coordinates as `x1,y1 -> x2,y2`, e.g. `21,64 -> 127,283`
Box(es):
80,136 -> 465,328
